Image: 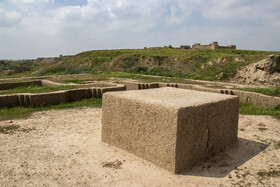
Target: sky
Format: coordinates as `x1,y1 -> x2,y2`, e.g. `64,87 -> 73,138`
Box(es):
0,0 -> 280,59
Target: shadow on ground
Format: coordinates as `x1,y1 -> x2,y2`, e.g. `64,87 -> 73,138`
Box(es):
180,138 -> 268,178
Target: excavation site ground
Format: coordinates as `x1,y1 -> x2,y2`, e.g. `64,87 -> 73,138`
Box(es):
0,74 -> 280,186
0,108 -> 280,186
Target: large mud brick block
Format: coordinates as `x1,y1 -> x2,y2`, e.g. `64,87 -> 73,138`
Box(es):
102,87 -> 239,173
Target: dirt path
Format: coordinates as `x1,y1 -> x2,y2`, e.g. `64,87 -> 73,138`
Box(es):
0,108 -> 279,186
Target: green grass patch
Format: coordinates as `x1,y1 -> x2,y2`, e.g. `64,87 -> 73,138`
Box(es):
1,98 -> 280,121
236,87 -> 280,97
0,85 -> 86,95
63,79 -> 84,84
0,60 -> 39,76
119,55 -> 140,69
36,63 -> 91,76
239,103 -> 280,119
48,48 -> 273,81
146,67 -> 175,77
0,97 -> 102,121
2,48 -> 279,81
92,72 -> 160,82
91,71 -> 212,84
131,66 -> 148,73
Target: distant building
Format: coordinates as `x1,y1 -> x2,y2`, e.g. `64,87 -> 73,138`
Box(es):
192,42 -> 236,50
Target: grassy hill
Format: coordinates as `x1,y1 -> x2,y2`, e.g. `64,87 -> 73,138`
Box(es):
1,48 -> 279,81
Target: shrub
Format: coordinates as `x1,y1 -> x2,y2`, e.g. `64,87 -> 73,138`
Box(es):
7,65 -> 32,75
146,67 -> 173,77
185,73 -> 203,80
37,64 -> 90,75
131,66 -> 148,73
119,55 -> 140,69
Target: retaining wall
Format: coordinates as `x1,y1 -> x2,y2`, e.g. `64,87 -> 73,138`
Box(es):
0,85 -> 125,107
123,81 -> 159,90
41,80 -> 63,86
1,79 -> 279,108
0,80 -> 42,90
160,83 -> 280,109
122,81 -> 280,109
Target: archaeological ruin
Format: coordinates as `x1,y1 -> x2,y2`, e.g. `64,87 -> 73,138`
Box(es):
192,42 -> 236,50
178,42 -> 236,50
102,87 -> 239,173
1,75 -> 280,175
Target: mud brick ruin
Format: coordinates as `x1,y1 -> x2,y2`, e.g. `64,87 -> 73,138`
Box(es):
102,87 -> 239,173
192,41 -> 236,50
179,41 -> 236,50
180,42 -> 236,49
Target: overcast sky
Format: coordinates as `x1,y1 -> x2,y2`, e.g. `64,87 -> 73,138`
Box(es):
0,0 -> 280,59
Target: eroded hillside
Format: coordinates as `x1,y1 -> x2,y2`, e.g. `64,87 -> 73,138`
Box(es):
231,55 -> 280,86
1,48 -> 279,84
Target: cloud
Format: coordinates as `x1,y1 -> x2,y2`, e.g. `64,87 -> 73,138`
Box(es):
21,0 -> 53,4
0,8 -> 21,28
203,0 -> 280,26
8,0 -> 53,5
0,0 -> 280,59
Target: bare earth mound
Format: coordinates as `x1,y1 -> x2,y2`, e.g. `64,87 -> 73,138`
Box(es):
0,108 -> 280,186
232,55 -> 280,86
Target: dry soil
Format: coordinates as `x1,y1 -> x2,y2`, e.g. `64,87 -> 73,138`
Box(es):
0,108 -> 280,186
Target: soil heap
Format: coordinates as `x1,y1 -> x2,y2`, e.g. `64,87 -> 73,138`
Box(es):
232,55 -> 280,86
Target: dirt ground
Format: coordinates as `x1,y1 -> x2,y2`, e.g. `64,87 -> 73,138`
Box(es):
0,108 -> 279,186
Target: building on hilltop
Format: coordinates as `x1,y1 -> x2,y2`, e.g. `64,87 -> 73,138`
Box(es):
162,41 -> 236,50
192,42 -> 236,50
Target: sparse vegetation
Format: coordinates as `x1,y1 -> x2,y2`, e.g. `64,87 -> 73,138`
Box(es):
120,55 -> 140,69
36,63 -> 91,76
1,48 -> 280,186
258,128 -> 268,132
239,103 -> 280,119
146,67 -> 173,77
257,170 -> 280,178
63,79 -> 84,84
236,87 -> 280,97
0,124 -> 20,134
102,160 -> 123,169
0,85 -> 86,95
0,124 -> 34,134
1,48 -> 279,81
274,141 -> 280,149
0,60 -> 39,76
0,97 -> 102,121
92,72 -> 159,82
258,123 -> 266,127
1,98 -> 279,122
131,66 -> 148,73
